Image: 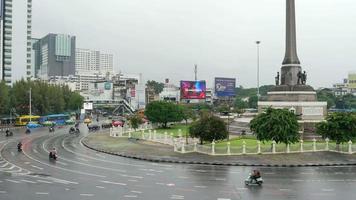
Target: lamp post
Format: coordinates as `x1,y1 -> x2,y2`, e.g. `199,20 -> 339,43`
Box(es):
29,87 -> 32,122
256,41 -> 261,99
222,111 -> 230,141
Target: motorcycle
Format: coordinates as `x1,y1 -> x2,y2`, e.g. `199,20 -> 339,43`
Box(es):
245,173 -> 263,186
25,129 -> 31,134
69,127 -> 80,134
17,144 -> 22,152
49,152 -> 57,160
5,130 -> 13,137
49,127 -> 55,132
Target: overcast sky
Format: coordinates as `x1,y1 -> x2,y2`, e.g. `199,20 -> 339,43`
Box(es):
33,0 -> 356,88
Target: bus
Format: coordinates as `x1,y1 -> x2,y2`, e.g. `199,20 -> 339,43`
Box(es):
39,114 -> 70,125
15,115 -> 41,126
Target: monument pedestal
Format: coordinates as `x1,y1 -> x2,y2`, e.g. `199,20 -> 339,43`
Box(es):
258,85 -> 327,140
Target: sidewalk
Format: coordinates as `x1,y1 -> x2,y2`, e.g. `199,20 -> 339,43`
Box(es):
82,133 -> 356,167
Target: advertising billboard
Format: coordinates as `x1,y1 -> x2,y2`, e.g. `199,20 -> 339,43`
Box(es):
348,73 -> 356,89
215,77 -> 236,97
180,81 -> 206,99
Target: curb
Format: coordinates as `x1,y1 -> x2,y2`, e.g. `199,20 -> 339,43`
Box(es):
81,137 -> 356,168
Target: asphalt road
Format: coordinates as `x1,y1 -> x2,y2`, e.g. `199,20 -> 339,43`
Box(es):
0,125 -> 355,200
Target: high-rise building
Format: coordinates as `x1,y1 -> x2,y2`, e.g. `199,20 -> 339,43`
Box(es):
0,0 -> 33,85
75,48 -> 113,74
32,33 -> 76,79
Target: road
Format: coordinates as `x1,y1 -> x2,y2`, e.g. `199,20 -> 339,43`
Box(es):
0,125 -> 355,200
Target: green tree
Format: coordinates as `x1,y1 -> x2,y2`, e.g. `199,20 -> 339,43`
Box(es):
250,107 -> 300,145
146,80 -> 164,94
0,81 -> 10,115
145,101 -> 183,128
129,114 -> 143,130
189,115 -> 228,144
68,92 -> 84,111
317,89 -> 336,109
248,95 -> 258,109
234,97 -> 248,110
316,112 -> 356,145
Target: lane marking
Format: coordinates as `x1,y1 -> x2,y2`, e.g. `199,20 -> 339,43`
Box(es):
322,189 -> 335,192
5,179 -> 20,183
0,191 -> 7,194
36,192 -> 49,195
170,195 -> 184,199
124,195 -> 138,198
31,165 -> 44,170
37,180 -> 53,184
76,157 -> 89,162
21,179 -> 36,184
131,191 -> 142,194
10,152 -> 15,156
33,149 -> 39,154
80,194 -> 94,196
128,179 -> 138,182
96,186 -> 105,189
194,185 -> 207,188
100,180 -> 127,186
217,199 -> 231,200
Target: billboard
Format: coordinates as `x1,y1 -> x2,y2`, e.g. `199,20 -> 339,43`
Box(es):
349,73 -> 356,89
180,81 -> 206,99
215,77 -> 236,97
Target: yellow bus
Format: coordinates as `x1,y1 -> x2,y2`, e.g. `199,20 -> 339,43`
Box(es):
15,115 -> 41,126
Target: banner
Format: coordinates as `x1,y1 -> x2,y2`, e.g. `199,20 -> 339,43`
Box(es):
215,77 -> 236,97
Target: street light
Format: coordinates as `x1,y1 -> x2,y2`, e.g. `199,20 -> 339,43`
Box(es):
222,111 -> 230,141
256,41 -> 261,99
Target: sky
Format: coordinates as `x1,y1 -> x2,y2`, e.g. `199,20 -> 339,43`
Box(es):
32,0 -> 356,88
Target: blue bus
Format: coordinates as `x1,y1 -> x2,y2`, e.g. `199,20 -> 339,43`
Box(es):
39,114 -> 70,125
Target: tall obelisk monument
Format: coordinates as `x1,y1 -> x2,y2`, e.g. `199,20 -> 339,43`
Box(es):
281,0 -> 301,85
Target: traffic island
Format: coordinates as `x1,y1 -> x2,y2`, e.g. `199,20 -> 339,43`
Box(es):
82,133 -> 356,167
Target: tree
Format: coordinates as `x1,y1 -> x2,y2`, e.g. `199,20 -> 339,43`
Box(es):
189,115 -> 228,144
234,97 -> 248,110
250,107 -> 300,145
129,114 -> 143,130
146,80 -> 164,94
145,101 -> 183,128
317,88 -> 336,109
316,112 -> 356,145
0,81 -> 10,115
248,95 -> 258,109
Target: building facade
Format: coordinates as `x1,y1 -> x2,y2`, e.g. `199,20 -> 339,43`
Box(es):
75,48 -> 113,74
0,0 -> 33,85
32,33 -> 76,79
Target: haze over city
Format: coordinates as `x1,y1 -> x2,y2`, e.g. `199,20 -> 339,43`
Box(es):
33,0 -> 356,88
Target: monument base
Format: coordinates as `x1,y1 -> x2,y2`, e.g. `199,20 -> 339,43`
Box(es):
258,101 -> 327,140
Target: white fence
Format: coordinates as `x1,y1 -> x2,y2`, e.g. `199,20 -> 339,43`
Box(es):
109,127 -> 356,155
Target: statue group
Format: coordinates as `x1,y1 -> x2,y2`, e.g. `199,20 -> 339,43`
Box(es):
297,71 -> 307,85
275,71 -> 307,86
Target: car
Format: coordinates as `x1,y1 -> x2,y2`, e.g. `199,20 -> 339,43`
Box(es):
101,122 -> 112,129
88,124 -> 100,131
112,120 -> 124,127
84,118 -> 92,124
26,122 -> 42,129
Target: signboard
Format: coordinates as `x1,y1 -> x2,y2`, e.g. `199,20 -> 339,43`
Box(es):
83,102 -> 93,110
104,82 -> 111,90
302,107 -> 324,116
349,73 -> 356,89
180,81 -> 206,99
215,77 -> 236,97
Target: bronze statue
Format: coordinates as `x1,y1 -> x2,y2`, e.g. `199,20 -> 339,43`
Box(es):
275,72 -> 280,85
302,71 -> 307,85
297,71 -> 303,85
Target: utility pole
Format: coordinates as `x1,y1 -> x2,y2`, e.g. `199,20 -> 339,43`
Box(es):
194,64 -> 198,81
29,87 -> 32,122
256,41 -> 261,99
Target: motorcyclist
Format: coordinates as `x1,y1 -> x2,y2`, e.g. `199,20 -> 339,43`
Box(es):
26,128 -> 31,134
251,170 -> 261,182
50,147 -> 57,159
17,142 -> 23,151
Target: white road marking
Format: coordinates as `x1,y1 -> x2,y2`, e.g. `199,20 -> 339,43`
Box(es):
279,188 -> 291,191
96,186 -> 105,189
55,161 -> 68,166
36,192 -> 49,195
100,180 -> 127,186
292,179 -> 304,182
95,153 -> 106,159
215,178 -> 227,181
0,162 -> 9,168
5,179 -> 20,183
37,180 -> 53,184
0,191 -> 7,194
194,185 -> 207,188
121,174 -> 144,179
177,176 -> 189,179
21,179 -> 36,184
217,198 -> 231,200
131,191 -> 142,194
156,182 -> 165,185
322,189 -> 335,192
170,195 -> 184,199
327,179 -> 345,182
24,162 -> 30,164
128,179 -> 138,182
263,172 -> 275,175
31,165 -> 43,170
146,173 -> 155,176
10,152 -> 15,156
80,194 -> 94,196
33,149 -> 39,154
124,195 -> 138,198
166,183 -> 175,187
76,157 -> 89,162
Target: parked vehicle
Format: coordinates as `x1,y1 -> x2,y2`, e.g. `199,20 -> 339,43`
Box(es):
88,124 -> 100,131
